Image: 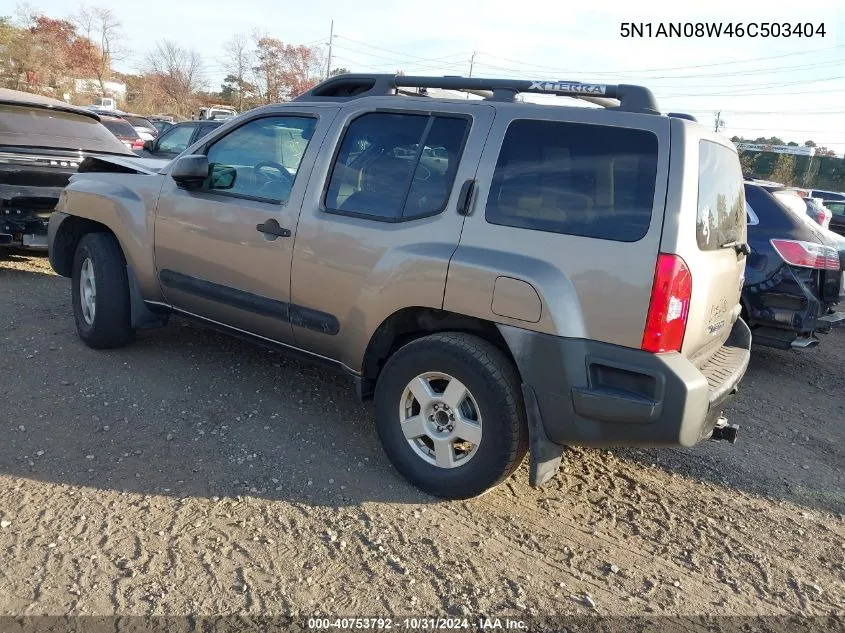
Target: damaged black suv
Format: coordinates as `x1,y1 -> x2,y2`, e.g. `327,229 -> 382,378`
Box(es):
0,89 -> 131,250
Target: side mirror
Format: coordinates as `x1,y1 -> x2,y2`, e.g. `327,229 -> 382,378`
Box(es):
143,140 -> 154,152
209,164 -> 237,190
170,155 -> 209,189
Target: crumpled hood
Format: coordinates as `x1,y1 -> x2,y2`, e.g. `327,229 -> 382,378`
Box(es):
77,154 -> 172,175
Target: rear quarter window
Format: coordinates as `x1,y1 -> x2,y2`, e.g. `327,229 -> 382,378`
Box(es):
484,119 -> 659,242
696,141 -> 745,250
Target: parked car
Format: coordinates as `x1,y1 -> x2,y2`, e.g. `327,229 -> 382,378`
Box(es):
48,73 -> 751,499
821,199 -> 845,236
0,88 -> 132,250
742,182 -> 844,349
89,109 -> 158,141
748,180 -> 834,230
198,105 -> 237,121
149,119 -> 174,134
136,120 -> 224,159
809,189 -> 845,202
804,197 -> 833,229
120,113 -> 159,141
98,114 -> 146,151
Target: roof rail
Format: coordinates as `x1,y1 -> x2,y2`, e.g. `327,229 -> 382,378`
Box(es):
667,112 -> 698,122
295,73 -> 660,114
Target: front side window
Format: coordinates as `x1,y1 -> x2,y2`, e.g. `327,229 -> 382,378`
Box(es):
157,125 -> 195,154
485,119 -> 659,242
204,116 -> 317,204
324,112 -> 469,221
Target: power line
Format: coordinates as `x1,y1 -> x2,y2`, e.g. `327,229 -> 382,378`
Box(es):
476,44 -> 843,76
333,34 -> 472,64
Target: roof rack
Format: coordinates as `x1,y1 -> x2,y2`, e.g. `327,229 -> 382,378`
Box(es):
295,74 -> 660,114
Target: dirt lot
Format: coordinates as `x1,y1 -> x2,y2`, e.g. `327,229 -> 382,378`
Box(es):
0,251 -> 843,622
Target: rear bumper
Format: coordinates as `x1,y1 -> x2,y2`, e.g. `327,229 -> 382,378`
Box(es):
498,318 -> 751,485
743,266 -> 841,347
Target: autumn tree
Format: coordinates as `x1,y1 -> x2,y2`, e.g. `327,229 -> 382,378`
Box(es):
252,34 -> 323,103
144,40 -> 205,115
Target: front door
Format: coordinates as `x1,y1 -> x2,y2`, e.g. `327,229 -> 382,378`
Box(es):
289,102 -> 496,369
153,109 -> 334,344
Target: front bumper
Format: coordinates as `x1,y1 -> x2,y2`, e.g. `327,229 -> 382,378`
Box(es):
498,318 -> 751,486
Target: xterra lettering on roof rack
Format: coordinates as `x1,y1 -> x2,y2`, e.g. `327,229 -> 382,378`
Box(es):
528,81 -> 606,94
294,73 -> 661,115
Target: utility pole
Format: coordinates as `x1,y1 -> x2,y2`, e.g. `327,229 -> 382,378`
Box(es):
466,51 -> 476,99
325,19 -> 334,79
714,111 -> 725,134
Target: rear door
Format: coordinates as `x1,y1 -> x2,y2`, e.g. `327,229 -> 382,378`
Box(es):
671,132 -> 747,363
445,106 -> 671,349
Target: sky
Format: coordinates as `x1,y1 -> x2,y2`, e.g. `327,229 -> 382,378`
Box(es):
10,0 -> 845,155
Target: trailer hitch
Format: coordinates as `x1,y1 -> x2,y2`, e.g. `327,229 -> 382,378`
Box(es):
710,416 -> 739,443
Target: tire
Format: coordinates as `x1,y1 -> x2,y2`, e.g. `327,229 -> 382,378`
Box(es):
374,332 -> 528,499
71,232 -> 135,349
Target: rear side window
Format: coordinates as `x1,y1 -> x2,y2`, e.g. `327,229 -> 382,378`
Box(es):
696,141 -> 744,250
324,112 -> 470,221
484,119 -> 659,242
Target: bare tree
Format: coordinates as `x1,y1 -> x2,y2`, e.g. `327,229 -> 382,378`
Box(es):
222,33 -> 253,111
144,40 -> 205,115
74,6 -> 123,94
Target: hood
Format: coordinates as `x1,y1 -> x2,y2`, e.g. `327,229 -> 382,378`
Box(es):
77,154 -> 171,175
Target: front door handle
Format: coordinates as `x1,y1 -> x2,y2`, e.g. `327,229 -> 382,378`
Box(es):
256,218 -> 291,239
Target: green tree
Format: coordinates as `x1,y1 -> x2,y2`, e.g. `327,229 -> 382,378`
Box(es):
770,154 -> 796,186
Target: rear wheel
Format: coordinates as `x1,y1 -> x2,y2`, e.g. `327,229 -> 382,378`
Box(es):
374,332 -> 528,499
71,232 -> 134,349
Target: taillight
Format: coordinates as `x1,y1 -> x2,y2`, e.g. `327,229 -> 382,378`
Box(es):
131,139 -> 144,150
641,253 -> 692,353
770,239 -> 839,270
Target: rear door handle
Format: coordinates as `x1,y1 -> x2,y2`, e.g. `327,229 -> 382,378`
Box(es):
256,218 -> 291,239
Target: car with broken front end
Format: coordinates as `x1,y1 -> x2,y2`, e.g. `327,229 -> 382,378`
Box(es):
0,89 -> 134,251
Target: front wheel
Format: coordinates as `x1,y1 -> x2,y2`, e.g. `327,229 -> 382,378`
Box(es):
374,332 -> 528,499
71,232 -> 135,349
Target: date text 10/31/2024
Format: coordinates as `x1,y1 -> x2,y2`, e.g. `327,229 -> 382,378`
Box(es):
306,617 -> 528,630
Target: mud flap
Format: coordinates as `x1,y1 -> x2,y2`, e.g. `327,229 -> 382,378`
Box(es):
127,265 -> 168,330
522,383 -> 565,487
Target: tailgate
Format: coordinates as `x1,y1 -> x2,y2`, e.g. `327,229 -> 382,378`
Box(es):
671,134 -> 747,366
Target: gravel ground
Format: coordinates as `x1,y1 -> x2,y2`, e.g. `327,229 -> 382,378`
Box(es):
0,250 -> 843,622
